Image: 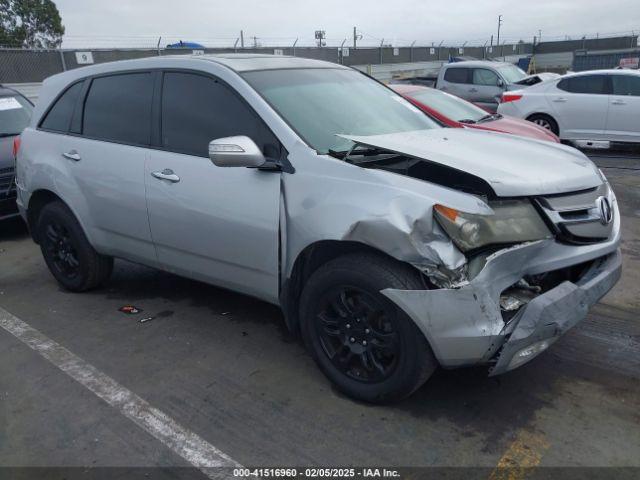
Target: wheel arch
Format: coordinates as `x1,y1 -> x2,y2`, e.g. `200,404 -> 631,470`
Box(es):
27,189 -> 65,243
526,112 -> 560,136
280,240 -> 426,335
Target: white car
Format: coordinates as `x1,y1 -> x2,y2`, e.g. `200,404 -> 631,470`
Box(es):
497,69 -> 640,145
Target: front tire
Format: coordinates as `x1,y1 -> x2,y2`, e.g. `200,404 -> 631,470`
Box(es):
299,253 -> 437,403
37,201 -> 113,292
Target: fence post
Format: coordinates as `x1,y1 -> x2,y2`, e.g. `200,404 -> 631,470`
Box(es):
410,40 -> 415,62
59,49 -> 67,71
157,36 -> 162,56
293,38 -> 298,57
379,39 -> 384,64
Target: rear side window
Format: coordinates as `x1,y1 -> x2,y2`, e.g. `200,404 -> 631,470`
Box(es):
557,75 -> 608,94
444,68 -> 470,84
472,68 -> 500,86
83,73 -> 153,145
611,75 -> 640,96
40,82 -> 83,132
161,72 -> 278,157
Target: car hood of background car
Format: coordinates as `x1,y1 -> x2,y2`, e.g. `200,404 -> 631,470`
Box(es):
465,115 -> 559,143
338,129 -> 602,197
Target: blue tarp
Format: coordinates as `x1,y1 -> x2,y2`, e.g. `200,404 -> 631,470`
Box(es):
166,41 -> 205,49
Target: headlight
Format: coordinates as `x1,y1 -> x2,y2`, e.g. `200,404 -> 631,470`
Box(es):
434,200 -> 552,252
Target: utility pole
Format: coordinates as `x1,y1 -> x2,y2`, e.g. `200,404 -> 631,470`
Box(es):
240,30 -> 244,48
352,26 -> 362,49
497,15 -> 503,48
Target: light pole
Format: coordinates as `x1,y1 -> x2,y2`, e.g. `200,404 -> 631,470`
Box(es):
497,15 -> 503,48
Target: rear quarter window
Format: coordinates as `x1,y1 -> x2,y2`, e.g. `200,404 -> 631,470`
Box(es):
443,68 -> 470,84
40,82 -> 83,133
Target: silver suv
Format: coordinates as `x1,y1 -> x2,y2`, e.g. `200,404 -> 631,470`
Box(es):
16,54 -> 621,403
436,61 -> 530,111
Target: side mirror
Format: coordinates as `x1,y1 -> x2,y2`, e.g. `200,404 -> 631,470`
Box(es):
208,136 -> 266,168
497,78 -> 505,88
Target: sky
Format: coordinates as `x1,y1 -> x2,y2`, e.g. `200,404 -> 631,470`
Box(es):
54,0 -> 640,48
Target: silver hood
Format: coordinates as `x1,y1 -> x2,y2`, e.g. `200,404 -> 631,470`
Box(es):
339,129 -> 603,197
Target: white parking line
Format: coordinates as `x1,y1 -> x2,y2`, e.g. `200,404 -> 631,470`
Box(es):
0,306 -> 242,478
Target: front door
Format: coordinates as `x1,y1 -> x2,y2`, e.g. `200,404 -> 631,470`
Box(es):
469,68 -> 504,111
145,71 -> 282,302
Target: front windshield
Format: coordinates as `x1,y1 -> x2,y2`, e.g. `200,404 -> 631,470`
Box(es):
242,68 -> 439,154
408,88 -> 487,123
498,64 -> 528,84
0,94 -> 33,136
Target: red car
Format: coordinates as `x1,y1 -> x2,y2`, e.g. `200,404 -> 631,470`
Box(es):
390,84 -> 560,143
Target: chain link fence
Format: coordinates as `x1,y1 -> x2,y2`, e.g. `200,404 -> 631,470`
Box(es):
1,34 -> 637,85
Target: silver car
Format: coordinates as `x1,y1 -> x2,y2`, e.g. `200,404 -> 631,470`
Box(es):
16,54 -> 621,403
436,60 -> 531,111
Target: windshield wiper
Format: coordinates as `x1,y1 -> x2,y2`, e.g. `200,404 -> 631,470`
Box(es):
329,146 -> 405,166
477,113 -> 502,123
458,119 -> 477,124
0,132 -> 21,138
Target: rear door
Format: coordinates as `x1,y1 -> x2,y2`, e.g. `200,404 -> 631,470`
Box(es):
548,74 -> 610,140
64,72 -> 158,264
145,71 -> 282,302
469,68 -> 504,111
606,73 -> 640,143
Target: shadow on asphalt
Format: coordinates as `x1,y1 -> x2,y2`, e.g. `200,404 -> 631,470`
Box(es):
0,216 -> 28,242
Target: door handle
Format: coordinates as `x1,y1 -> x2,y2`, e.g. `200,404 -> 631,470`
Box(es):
469,88 -> 478,93
611,100 -> 626,105
552,98 -> 567,103
62,150 -> 81,161
151,169 -> 180,183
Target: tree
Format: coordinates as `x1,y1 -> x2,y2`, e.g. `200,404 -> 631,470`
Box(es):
0,0 -> 65,48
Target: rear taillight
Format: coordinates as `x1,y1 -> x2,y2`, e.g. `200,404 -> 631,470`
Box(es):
12,136 -> 21,158
501,93 -> 523,104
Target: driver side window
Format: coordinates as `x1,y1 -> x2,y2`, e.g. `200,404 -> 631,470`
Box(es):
472,69 -> 500,87
161,72 -> 280,158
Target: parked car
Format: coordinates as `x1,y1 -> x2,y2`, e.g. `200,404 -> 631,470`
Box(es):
0,85 -> 33,221
498,69 -> 640,146
17,55 -> 621,403
390,84 -> 560,142
435,60 -> 531,111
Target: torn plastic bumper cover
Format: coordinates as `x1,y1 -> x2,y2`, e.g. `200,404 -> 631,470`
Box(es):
381,235 -> 621,373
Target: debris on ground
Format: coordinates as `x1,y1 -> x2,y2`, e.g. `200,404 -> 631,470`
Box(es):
118,305 -> 142,314
139,317 -> 154,324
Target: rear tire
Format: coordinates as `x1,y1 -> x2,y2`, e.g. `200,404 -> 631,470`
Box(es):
299,253 -> 437,403
527,113 -> 559,136
37,201 -> 113,292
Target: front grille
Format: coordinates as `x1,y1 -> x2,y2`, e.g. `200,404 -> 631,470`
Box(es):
535,183 -> 614,244
0,166 -> 16,198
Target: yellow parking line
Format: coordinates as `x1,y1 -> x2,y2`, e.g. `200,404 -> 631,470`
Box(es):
488,429 -> 550,480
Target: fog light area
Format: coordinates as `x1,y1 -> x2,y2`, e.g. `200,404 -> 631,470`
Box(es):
507,339 -> 553,370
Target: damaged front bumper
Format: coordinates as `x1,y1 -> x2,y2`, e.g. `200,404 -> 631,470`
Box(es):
381,224 -> 621,374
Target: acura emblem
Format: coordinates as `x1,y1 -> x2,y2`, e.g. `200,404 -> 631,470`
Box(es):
596,196 -> 613,225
